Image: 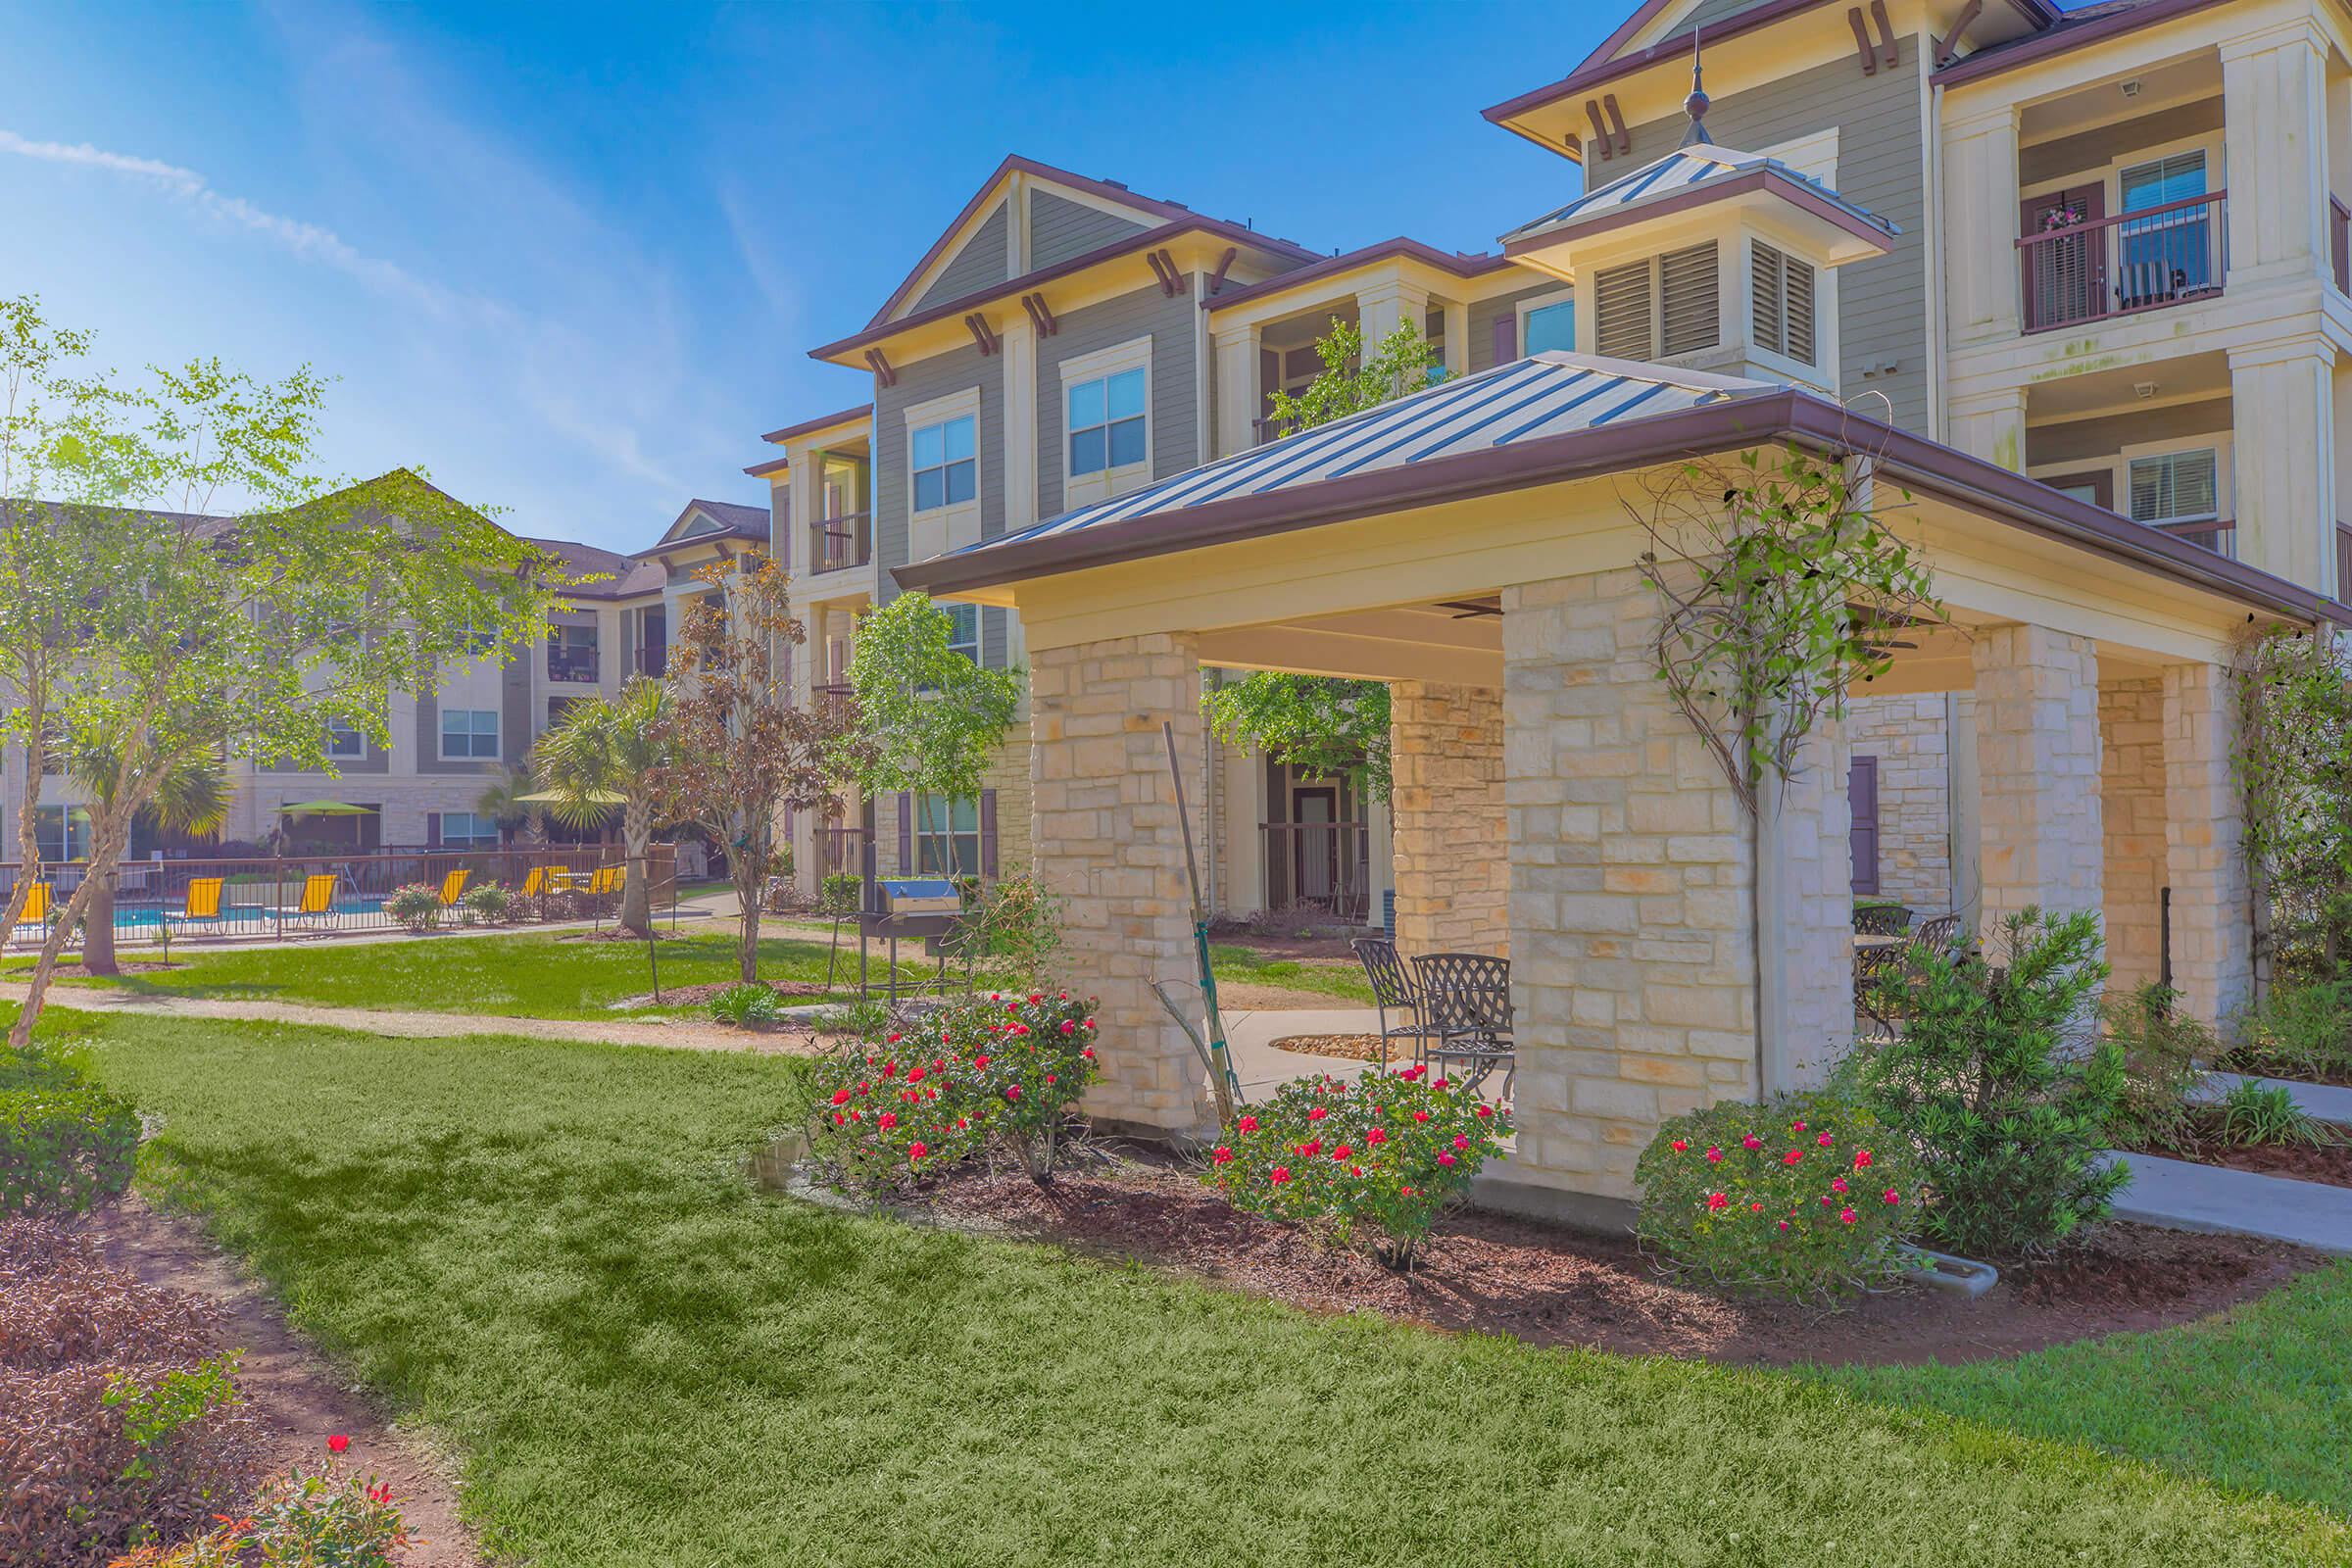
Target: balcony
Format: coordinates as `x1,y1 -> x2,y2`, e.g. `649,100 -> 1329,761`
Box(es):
2018,192 -> 2227,335
546,642 -> 599,683
633,646 -> 666,678
2147,515 -> 2235,559
807,512 -> 872,575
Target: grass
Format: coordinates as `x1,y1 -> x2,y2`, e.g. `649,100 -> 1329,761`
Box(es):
1207,943 -> 1376,1005
4,928 -> 922,1019
46,1008 -> 2351,1565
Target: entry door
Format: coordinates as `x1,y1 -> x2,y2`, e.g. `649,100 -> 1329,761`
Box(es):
2022,183 -> 2106,326
1294,788 -> 1337,903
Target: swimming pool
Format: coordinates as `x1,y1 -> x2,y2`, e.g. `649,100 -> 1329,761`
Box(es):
108,897 -> 388,930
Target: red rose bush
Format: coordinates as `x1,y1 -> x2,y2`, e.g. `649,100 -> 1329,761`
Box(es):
804,991 -> 1100,1197
1201,1066 -> 1509,1267
1634,1092 -> 1922,1305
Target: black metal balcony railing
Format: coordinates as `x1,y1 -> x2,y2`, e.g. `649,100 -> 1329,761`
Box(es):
2331,197 -> 2349,295
808,512 -> 872,574
2149,515 -> 2235,558
2018,190 -> 2227,333
547,645 -> 599,683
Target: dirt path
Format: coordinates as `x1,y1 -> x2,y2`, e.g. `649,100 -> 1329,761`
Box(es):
0,981 -> 822,1055
92,1195 -> 482,1567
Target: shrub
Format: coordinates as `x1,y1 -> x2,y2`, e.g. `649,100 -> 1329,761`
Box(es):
944,992 -> 1100,1179
2227,979 -> 2352,1082
1,1220 -> 265,1566
2,1062 -> 140,1216
2101,982 -> 2213,1152
382,884 -> 440,933
817,871 -> 863,917
115,1446 -> 413,1568
460,880 -> 515,925
708,983 -> 781,1027
2215,1080 -> 2336,1148
1636,1093 -> 1922,1304
1203,1064 -> 1509,1267
1851,907 -> 2125,1259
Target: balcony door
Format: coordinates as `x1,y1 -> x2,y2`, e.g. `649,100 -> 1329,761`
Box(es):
2118,152 -> 2213,307
2023,184 -> 2105,327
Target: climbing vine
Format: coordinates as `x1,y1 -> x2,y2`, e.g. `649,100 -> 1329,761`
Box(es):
1633,442 -> 1942,815
2231,624 -> 2352,981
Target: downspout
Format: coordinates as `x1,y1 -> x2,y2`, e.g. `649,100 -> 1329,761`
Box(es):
1922,37 -> 1947,442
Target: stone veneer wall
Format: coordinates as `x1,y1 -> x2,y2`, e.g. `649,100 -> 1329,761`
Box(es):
983,734 -> 1033,882
2099,678 -> 2169,993
2163,662 -> 2254,1030
1768,721 -> 1854,1090
1500,571 -> 1758,1200
1973,624 -> 2104,939
1845,692 -> 1962,914
1030,633 -> 1213,1137
1390,680 -> 1508,957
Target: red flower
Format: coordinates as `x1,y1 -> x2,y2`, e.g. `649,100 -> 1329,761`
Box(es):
887,1032 -> 904,1045
1792,1119 -> 1807,1133
1777,1219 -> 1790,1232
1213,1146 -> 1234,1165
1004,1085 -> 1022,1102
1081,1047 -> 1097,1061
1474,1104 -> 1494,1119
1883,1188 -> 1901,1205
1029,993 -> 1044,1004
1749,1200 -> 1764,1212
1400,1186 -> 1416,1198
1741,1135 -> 1762,1151
1452,1135 -> 1470,1152
1366,1127 -> 1388,1146
1269,1166 -> 1293,1185
1831,1176 -> 1849,1195
1307,1105 -> 1328,1122
367,1483 -> 393,1504
908,1066 -> 926,1083
1045,1074 -> 1057,1085
1412,1109 -> 1431,1124
1853,1149 -> 1874,1169
830,1088 -> 852,1105
883,1060 -> 898,1078
326,1435 -> 350,1454
1705,1146 -> 1724,1163
1671,1139 -> 1689,1153
878,1111 -> 898,1130
1816,1131 -> 1834,1149
1300,1138 -> 1323,1157
1060,1019 -> 1077,1035
907,1141 -> 929,1161
1084,1017 -> 1098,1030
1705,1192 -> 1728,1211
1432,1078 -> 1448,1090
1782,1149 -> 1803,1166
1438,1152 -> 1457,1167
1331,1144 -> 1353,1160
973,1055 -> 992,1069
1238,1114 -> 1259,1133
1839,1207 -> 1858,1225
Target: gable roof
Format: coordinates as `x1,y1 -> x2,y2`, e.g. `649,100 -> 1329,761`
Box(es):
1500,143 -> 1898,251
526,536 -> 664,600
1202,238 -> 1516,316
864,154 -> 1318,330
1936,0 -> 2222,84
647,497 -> 770,553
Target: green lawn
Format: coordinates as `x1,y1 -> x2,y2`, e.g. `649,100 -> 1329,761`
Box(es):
6,929 -> 913,1018
1208,943 -> 1377,1005
49,1008 -> 2350,1565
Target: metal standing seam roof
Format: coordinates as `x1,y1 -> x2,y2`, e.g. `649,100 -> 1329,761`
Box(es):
1500,145 -> 1899,248
946,353 -> 1773,561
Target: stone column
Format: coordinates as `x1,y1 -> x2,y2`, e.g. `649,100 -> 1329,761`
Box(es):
2230,335 -> 2339,594
2224,21 -> 2332,290
2099,677 -> 2170,993
2163,661 -> 2255,1030
1500,571 -> 1758,1204
1972,624 -> 2104,941
1941,104 -> 2024,349
1761,720 -> 1852,1093
1030,632 -> 1215,1139
1389,680 -> 1507,957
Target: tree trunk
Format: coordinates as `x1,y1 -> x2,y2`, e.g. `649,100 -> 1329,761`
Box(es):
10,814 -> 130,1050
735,851 -> 761,984
619,799 -> 653,937
81,871 -> 119,977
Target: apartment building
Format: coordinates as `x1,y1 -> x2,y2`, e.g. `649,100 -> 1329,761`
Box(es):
0,495 -> 764,863
758,0 -> 2352,976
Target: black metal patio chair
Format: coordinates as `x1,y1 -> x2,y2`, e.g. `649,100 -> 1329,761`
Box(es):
1853,903 -> 1913,937
1350,936 -> 1444,1070
1914,912 -> 1964,955
1412,951 -> 1514,1100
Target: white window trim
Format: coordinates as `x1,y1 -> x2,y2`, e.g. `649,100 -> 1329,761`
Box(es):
903,385 -> 984,563
325,717 -> 367,760
1057,334 -> 1153,508
1515,287 -> 1577,356
2020,127 -> 2224,222
2119,432 -> 2233,531
438,708 -> 501,762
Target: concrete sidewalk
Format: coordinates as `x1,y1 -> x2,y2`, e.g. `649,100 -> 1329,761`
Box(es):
1220,1005 -> 1386,1098
2106,1150 -> 2352,1255
2202,1071 -> 2352,1127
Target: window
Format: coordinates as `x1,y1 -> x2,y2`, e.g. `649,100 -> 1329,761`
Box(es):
2128,449 -> 2220,526
439,708 -> 500,760
915,796 -> 980,877
326,717 -> 366,760
1068,367 -> 1147,477
1594,244 -> 1720,362
2119,150 -> 2213,298
911,414 -> 977,513
1521,293 -> 1577,355
437,809 -> 499,850
945,602 -> 979,663
1750,240 -> 1817,365
35,805 -> 91,863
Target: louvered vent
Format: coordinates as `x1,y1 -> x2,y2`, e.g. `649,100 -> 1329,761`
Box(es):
1786,257 -> 1817,364
1751,241 -> 1785,355
1658,242 -> 1720,356
1594,261 -> 1653,360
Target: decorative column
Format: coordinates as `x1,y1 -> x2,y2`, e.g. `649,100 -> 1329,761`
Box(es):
1211,322 -> 1260,459
2163,661 -> 2254,1030
2230,335 -> 2338,593
1354,279 -> 1432,356
1948,385 -> 2029,472
2099,677 -> 2170,993
1760,720 -> 1852,1093
1389,680 -> 1507,958
1971,624 -> 2104,941
2223,21 -> 2332,290
1940,104 -> 2023,349
1030,633 -> 1215,1139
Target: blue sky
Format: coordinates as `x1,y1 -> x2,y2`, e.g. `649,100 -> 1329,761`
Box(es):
0,0 -> 1605,553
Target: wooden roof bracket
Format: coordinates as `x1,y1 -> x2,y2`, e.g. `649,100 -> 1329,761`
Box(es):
1846,7 -> 1879,74
1934,0 -> 1983,65
1869,0 -> 1900,67
1587,99 -> 1613,159
1601,94 -> 1632,154
1021,291 -> 1059,336
963,313 -> 1001,356
1208,245 -> 1239,295
864,348 -> 897,388
1145,248 -> 1188,297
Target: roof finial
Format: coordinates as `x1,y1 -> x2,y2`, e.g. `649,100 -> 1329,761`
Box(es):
1681,29 -> 1713,147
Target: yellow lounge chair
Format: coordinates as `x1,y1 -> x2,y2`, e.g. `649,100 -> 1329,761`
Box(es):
271,872 -> 339,926
437,867 -> 472,907
162,877 -> 227,936
9,882 -> 52,943
519,865 -> 549,901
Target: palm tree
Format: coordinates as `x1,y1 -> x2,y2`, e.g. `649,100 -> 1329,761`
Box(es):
69,743 -> 231,977
533,678 -> 665,936
475,764 -> 541,846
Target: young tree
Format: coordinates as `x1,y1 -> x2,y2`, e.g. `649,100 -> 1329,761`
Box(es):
533,678 -> 668,937
4,307 -> 556,1047
67,740 -> 231,976
1204,318 -> 1444,798
650,555 -> 858,983
841,591 -> 1022,880
475,764 -> 542,848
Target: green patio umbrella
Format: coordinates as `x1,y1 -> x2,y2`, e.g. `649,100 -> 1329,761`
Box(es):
276,801 -> 377,815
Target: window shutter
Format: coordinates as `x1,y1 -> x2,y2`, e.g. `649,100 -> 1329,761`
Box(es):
896,793 -> 912,873
1751,240 -> 1785,355
1847,758 -> 1880,897
1593,261 -> 1653,360
980,788 -> 999,880
1492,314 -> 1516,364
425,811 -> 441,850
1658,242 -> 1720,356
1786,258 -> 1816,364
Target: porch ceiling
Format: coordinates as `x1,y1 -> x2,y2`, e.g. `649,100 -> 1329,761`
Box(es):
1200,598 -> 1504,685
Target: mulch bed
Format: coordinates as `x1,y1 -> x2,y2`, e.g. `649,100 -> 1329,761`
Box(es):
904,1149 -> 2322,1367
1270,1033 -> 1389,1062
33,961 -> 182,978
2133,1140 -> 2352,1191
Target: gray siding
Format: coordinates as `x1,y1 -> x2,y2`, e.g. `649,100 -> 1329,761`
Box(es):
1469,280 -> 1566,372
2028,397 -> 2230,468
1034,284 -> 1201,521
1030,190 -> 1151,270
913,203 -> 1010,314
2022,97 -> 2222,188
871,339 -> 1000,607
1591,37 -> 1930,433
